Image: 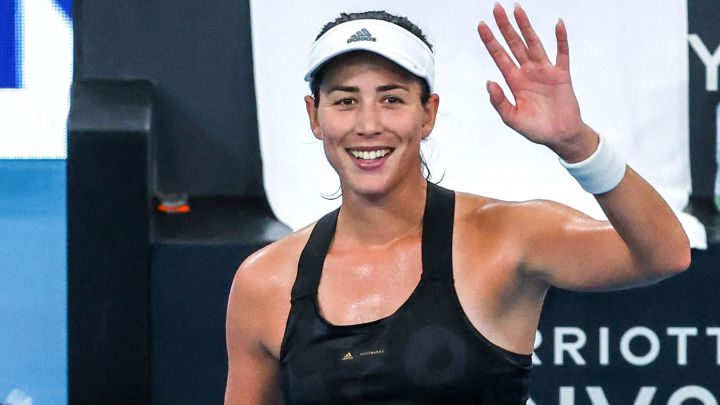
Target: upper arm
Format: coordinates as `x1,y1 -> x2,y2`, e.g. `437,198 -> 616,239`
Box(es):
510,200 -> 654,292
225,258 -> 283,405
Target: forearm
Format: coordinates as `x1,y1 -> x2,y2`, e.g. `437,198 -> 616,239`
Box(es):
594,165 -> 691,276
553,124 -> 691,278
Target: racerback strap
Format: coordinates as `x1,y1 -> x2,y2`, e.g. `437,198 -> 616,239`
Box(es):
421,181 -> 455,282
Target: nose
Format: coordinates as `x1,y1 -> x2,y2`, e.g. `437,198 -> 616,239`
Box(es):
355,103 -> 382,137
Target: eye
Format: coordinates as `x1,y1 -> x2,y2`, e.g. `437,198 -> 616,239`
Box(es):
335,98 -> 356,106
383,96 -> 402,104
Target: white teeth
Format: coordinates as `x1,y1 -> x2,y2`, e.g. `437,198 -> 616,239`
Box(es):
350,149 -> 391,160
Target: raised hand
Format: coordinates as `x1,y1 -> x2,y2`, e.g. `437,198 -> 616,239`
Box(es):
478,3 -> 597,162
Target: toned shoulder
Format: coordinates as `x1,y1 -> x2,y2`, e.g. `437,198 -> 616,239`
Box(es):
455,191 -> 577,231
225,222 -> 320,362
454,191 -> 515,232
229,223 -> 315,307
452,192 -> 584,289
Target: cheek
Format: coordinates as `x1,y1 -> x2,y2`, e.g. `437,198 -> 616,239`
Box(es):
395,114 -> 426,143
317,120 -> 347,166
317,113 -> 351,141
321,139 -> 347,177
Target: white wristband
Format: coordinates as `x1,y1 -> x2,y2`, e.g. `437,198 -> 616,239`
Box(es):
559,135 -> 627,194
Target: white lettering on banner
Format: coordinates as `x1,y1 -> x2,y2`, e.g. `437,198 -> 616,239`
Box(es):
533,386 -> 717,405
534,326 -> 720,366
668,386 -> 718,405
708,328 -> 720,365
632,387 -> 657,405
533,329 -> 542,366
689,34 -> 720,91
559,386 -> 575,405
667,327 -> 698,366
620,327 -> 660,366
587,386 -> 656,405
599,327 -> 609,366
554,327 -> 587,365
585,387 -> 611,405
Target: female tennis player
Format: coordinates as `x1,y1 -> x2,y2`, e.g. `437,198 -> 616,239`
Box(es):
225,4 -> 690,403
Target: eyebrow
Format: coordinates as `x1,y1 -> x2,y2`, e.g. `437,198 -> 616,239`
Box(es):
376,84 -> 410,92
326,83 -> 411,94
327,85 -> 359,94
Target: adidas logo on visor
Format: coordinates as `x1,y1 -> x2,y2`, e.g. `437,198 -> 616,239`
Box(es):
347,28 -> 377,44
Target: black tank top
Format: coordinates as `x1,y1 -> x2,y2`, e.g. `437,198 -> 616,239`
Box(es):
280,182 -> 532,404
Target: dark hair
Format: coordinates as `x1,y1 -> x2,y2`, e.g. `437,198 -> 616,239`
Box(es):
310,11 -> 435,182
310,11 -> 433,107
315,11 -> 433,48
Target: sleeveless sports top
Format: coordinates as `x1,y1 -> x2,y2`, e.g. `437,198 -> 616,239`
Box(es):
280,182 -> 532,404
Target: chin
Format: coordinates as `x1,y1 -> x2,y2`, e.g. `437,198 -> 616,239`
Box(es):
335,158 -> 423,199
341,175 -> 395,198
344,171 -> 423,200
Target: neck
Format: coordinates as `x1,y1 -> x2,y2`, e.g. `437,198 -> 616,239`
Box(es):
336,174 -> 427,247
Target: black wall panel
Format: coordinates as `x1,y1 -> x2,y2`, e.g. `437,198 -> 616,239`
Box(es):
67,80 -> 154,404
73,0 -> 264,197
150,198 -> 291,404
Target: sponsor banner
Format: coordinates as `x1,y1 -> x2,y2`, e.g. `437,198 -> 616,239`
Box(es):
530,248 -> 720,403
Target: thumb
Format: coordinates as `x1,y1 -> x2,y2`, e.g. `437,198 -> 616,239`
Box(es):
486,81 -> 514,125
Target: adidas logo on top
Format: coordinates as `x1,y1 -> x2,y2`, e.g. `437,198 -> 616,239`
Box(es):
347,28 -> 377,44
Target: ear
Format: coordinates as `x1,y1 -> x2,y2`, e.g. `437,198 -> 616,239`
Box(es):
305,95 -> 323,140
421,94 -> 440,139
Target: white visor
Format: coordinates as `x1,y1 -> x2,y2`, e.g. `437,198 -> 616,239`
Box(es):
305,19 -> 435,92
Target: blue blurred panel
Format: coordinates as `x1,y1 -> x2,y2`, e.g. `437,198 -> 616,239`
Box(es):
0,0 -> 19,88
0,160 -> 67,405
54,0 -> 72,20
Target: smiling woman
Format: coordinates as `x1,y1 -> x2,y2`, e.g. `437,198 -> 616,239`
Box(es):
304,51 -> 438,198
226,5 -> 690,404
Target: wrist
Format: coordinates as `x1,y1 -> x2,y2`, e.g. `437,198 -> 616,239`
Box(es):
552,124 -> 599,163
559,133 -> 627,195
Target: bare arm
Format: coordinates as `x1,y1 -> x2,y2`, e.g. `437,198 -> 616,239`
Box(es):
225,259 -> 284,404
506,166 -> 690,291
478,4 -> 690,291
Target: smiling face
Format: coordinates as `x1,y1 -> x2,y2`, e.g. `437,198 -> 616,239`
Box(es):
305,51 -> 439,199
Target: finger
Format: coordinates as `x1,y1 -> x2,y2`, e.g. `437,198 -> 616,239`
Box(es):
555,18 -> 569,70
478,21 -> 518,81
486,81 -> 515,125
492,2 -> 529,65
513,4 -> 550,63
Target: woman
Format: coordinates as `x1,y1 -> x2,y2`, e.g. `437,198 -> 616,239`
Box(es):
225,4 -> 690,404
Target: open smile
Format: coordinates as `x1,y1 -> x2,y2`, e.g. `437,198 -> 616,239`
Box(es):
347,148 -> 394,161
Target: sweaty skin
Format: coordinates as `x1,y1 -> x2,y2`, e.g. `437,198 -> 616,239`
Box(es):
225,4 -> 690,404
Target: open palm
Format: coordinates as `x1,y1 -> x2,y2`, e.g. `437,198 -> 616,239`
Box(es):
479,4 -> 590,158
